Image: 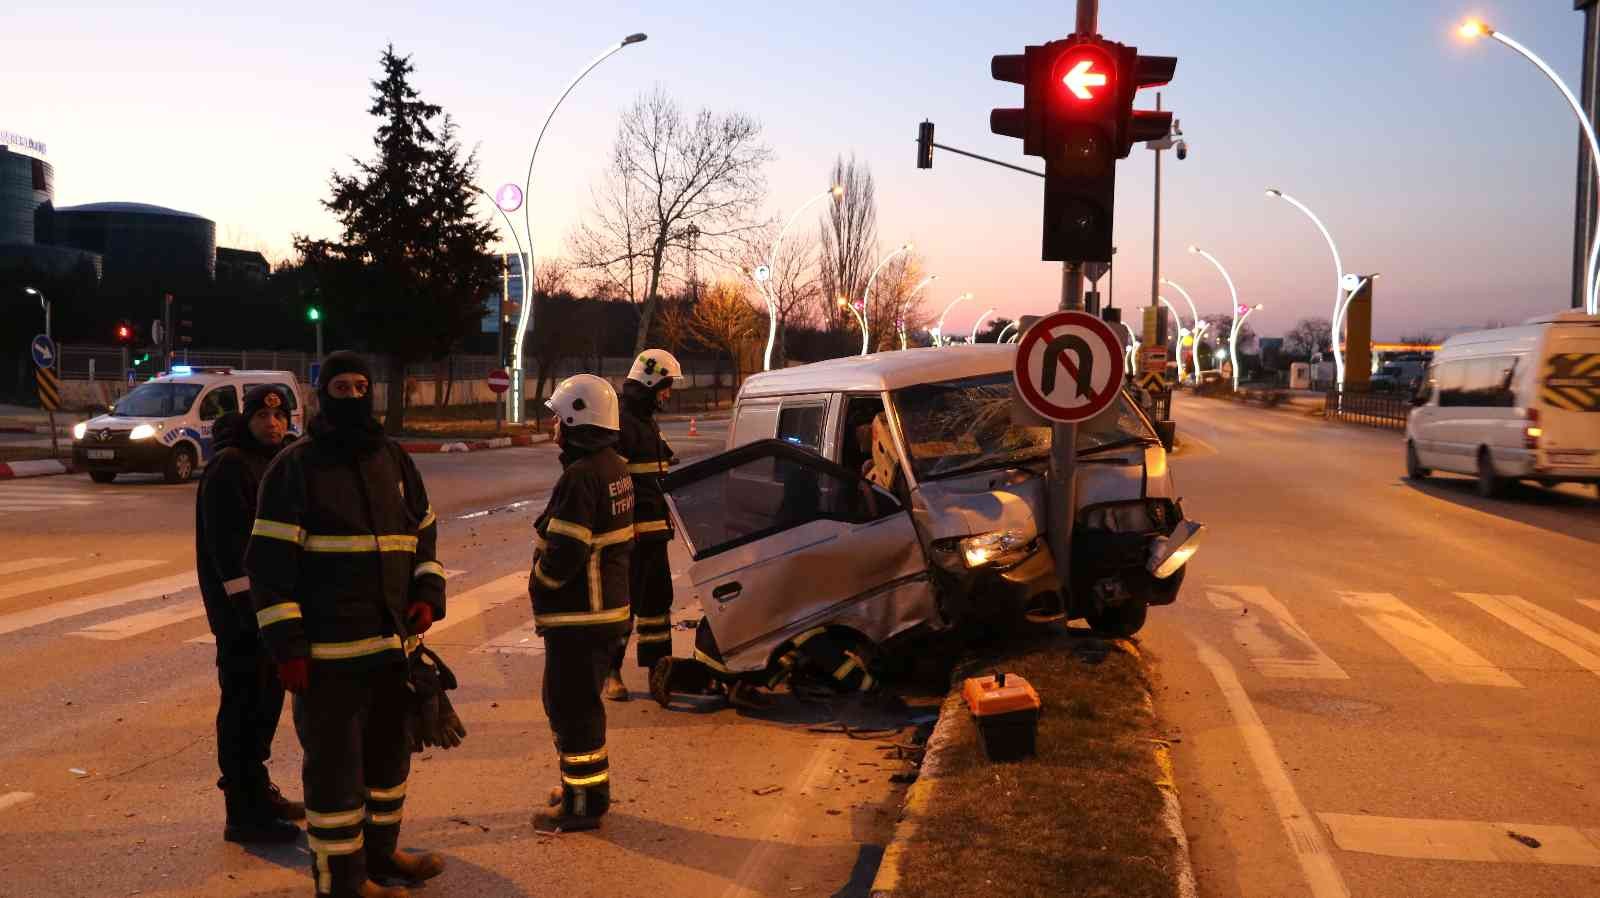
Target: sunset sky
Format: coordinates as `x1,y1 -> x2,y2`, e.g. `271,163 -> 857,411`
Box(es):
4,1 -> 1589,340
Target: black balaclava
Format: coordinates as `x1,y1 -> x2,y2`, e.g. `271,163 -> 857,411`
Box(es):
311,350 -> 382,454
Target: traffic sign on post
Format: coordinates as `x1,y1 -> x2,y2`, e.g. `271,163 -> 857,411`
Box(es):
308,363 -> 322,390
487,368 -> 511,395
1013,310 -> 1127,423
30,334 -> 56,370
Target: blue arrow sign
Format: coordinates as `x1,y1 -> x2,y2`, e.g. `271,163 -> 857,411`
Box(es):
30,334 -> 56,370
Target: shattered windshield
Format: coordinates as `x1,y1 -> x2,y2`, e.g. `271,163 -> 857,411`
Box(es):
112,383 -> 203,418
891,373 -> 1158,481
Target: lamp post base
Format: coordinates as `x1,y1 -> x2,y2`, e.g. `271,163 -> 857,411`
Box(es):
508,368 -> 525,424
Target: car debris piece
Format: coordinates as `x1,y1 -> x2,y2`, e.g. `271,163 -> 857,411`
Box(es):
1507,831 -> 1542,849
753,785 -> 784,796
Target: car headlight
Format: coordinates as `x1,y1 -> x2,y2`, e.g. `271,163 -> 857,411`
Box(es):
959,530 -> 1035,570
1148,520 -> 1205,579
73,422 -> 87,440
129,424 -> 158,441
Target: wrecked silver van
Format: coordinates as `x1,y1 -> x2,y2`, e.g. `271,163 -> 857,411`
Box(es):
660,345 -> 1202,681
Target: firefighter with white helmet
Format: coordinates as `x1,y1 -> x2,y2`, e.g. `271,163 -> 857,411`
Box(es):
528,374 -> 635,832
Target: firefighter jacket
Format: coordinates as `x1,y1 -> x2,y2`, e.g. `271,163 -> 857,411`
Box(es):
244,423 -> 445,672
195,414 -> 278,664
619,381 -> 674,542
530,445 -> 635,636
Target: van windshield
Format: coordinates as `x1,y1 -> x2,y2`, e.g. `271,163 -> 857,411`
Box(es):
890,373 -> 1158,480
113,383 -> 204,418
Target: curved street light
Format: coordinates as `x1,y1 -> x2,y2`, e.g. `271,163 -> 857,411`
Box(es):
997,321 -> 1019,344
1265,188 -> 1348,385
1461,20 -> 1600,315
1191,321 -> 1211,379
23,286 -> 48,339
971,307 -> 997,343
1230,303 -> 1264,391
500,32 -> 647,423
933,292 -> 973,347
837,296 -> 870,356
1333,272 -> 1382,365
862,242 -> 913,351
759,185 -> 843,370
898,274 -> 938,349
1161,277 -> 1202,383
1156,296 -> 1187,383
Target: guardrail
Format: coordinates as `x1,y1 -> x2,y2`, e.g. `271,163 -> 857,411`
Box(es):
1323,389 -> 1407,430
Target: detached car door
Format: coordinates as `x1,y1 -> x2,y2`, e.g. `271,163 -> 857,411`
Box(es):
662,439 -> 938,675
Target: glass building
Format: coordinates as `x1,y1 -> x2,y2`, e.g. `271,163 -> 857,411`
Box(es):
0,146 -> 52,244
482,252 -> 527,335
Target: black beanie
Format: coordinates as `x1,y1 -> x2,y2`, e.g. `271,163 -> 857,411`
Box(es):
243,384 -> 291,421
318,351 -> 372,399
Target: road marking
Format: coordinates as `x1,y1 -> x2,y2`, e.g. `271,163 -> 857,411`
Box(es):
187,569 -> 467,645
1457,593 -> 1600,680
473,619 -> 544,655
0,558 -> 73,577
0,791 -> 34,813
0,572 -> 197,637
71,597 -> 203,640
0,559 -> 168,604
1319,813 -> 1600,866
1208,586 -> 1348,680
1580,599 -> 1600,616
417,573 -> 527,640
1337,592 -> 1521,687
1191,637 -> 1352,898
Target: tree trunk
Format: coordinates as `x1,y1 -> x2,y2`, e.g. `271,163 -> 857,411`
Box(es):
633,240 -> 669,355
384,354 -> 407,435
441,354 -> 455,408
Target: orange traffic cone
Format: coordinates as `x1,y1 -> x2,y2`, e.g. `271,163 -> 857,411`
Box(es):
688,418 -> 699,436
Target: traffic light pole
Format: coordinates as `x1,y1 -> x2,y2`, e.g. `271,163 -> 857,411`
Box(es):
1048,261 -> 1083,600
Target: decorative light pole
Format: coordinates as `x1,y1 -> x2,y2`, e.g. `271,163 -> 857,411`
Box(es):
1264,188 -> 1347,385
1190,246 -> 1242,387
971,307 -> 997,343
496,33 -> 647,424
897,273 -> 937,349
1460,19 -> 1600,315
933,292 -> 973,347
1156,295 -> 1186,383
997,321 -> 1019,344
1229,303 -> 1264,391
1334,272 -> 1381,365
837,296 -> 870,356
757,185 -> 843,370
1160,277 -> 1201,383
24,287 -> 48,339
862,242 -> 913,352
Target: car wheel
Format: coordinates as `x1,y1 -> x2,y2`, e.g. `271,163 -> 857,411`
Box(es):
89,470 -> 117,484
1087,600 -> 1148,638
1405,441 -> 1430,480
1475,448 -> 1505,499
165,445 -> 197,484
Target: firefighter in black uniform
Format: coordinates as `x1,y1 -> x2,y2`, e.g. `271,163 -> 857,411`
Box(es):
196,384 -> 304,843
530,374 -> 634,833
603,348 -> 681,701
245,352 -> 447,898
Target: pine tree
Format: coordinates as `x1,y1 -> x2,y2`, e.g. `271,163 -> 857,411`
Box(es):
295,44 -> 498,433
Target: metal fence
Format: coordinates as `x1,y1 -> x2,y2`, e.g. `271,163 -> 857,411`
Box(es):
1324,389 -> 1408,430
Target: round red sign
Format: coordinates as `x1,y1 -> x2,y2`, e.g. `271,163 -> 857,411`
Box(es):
487,369 -> 511,394
1012,310 -> 1126,423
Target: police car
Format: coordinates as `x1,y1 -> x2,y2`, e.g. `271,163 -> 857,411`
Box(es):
72,367 -> 307,484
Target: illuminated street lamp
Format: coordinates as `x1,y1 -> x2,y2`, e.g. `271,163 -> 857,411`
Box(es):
1461,19 -> 1600,314
971,307 -> 998,343
1160,278 -> 1201,383
758,185 -> 844,370
1230,303 -> 1264,391
1190,320 -> 1211,379
837,296 -> 869,356
897,273 -> 938,349
23,287 -> 49,339
862,242 -> 913,350
1156,296 -> 1189,383
933,292 -> 973,347
1265,188 -> 1348,384
499,32 -> 647,424
997,321 -> 1019,344
1334,272 -> 1382,360
1188,245 -> 1242,342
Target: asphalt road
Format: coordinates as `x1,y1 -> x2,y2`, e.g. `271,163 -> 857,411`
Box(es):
1145,394 -> 1600,898
0,418 -> 905,898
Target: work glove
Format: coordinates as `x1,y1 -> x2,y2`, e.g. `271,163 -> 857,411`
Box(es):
406,601 -> 435,635
277,657 -> 310,694
406,646 -> 466,752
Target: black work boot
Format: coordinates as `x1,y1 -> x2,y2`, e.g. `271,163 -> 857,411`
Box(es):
259,781 -> 305,821
222,789 -> 301,844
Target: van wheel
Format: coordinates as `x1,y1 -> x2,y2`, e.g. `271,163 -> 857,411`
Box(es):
164,445 -> 197,484
1406,441 -> 1430,480
1475,449 -> 1505,499
89,471 -> 117,484
1087,600 -> 1148,637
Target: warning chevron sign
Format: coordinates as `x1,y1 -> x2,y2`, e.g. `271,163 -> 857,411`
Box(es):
35,366 -> 61,412
1136,370 -> 1167,393
1542,353 -> 1600,412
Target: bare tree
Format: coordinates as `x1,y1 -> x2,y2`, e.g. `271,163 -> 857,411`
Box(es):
863,252 -> 935,351
533,255 -> 573,298
818,155 -> 878,331
691,280 -> 762,385
1283,317 -> 1332,360
654,292 -> 693,355
570,87 -> 772,354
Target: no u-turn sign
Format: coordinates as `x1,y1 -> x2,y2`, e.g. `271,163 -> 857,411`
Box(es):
1013,310 -> 1126,423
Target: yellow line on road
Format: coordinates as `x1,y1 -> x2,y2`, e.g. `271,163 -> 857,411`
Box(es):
1320,813 -> 1600,866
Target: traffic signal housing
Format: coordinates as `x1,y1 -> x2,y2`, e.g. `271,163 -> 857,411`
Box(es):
917,120 -> 935,169
114,321 -> 135,345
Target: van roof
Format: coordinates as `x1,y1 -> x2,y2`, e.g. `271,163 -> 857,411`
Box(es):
1439,312 -> 1600,356
155,369 -> 300,384
738,345 -> 1017,398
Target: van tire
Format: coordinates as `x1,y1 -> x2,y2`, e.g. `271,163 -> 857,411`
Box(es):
164,445 -> 197,484
1406,441 -> 1430,480
1087,600 -> 1148,637
1475,448 -> 1505,499
89,471 -> 117,484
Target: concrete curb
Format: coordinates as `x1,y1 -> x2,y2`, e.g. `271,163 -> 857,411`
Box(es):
397,434 -> 547,454
0,459 -> 75,480
1119,639 -> 1200,898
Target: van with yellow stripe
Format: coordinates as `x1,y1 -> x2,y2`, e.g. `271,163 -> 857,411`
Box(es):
1407,311 -> 1600,497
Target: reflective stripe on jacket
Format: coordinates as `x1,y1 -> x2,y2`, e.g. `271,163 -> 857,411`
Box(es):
530,447 -> 634,635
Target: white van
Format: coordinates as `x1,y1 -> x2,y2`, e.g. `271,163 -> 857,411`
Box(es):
1406,311 -> 1600,497
72,367 -> 307,483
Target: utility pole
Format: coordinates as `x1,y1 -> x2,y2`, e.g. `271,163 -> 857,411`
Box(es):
1151,93 -> 1163,311
1575,0 -> 1600,310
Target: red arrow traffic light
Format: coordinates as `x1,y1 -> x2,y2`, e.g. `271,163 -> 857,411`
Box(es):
1061,58 -> 1108,99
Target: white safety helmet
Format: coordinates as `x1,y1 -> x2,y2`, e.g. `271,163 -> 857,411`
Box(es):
627,349 -> 681,390
546,374 -> 620,431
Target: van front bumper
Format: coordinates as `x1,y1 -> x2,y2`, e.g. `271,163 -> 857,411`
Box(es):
72,439 -> 174,474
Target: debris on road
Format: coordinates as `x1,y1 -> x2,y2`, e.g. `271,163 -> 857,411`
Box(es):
753,785 -> 784,796
69,768 -> 89,778
1507,830 -> 1542,849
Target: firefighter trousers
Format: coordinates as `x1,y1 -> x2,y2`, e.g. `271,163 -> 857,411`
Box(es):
215,635 -> 285,798
544,628 -> 615,818
292,661 -> 412,897
613,538 -> 674,671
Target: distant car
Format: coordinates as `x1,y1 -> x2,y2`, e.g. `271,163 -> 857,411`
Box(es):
1371,359 -> 1427,393
1406,311 -> 1600,497
659,346 -> 1203,685
72,367 -> 306,484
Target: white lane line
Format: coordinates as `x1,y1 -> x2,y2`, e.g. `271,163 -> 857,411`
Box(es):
1580,599 -> 1600,616
473,620 -> 544,655
0,791 -> 34,813
186,569 -> 467,645
71,597 -> 203,641
0,506 -> 55,513
1337,592 -> 1522,688
1457,593 -> 1600,680
1191,637 -> 1352,898
0,558 -> 73,576
415,572 -> 527,641
1319,813 -> 1600,866
0,572 -> 197,637
1208,586 -> 1349,680
0,560 -> 168,604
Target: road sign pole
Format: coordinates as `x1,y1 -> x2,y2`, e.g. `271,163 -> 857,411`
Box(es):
1048,261 -> 1084,597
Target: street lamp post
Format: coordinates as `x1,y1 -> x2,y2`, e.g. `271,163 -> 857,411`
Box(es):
898,274 -> 938,349
498,32 -> 647,424
933,292 -> 973,347
997,321 -> 1019,343
1156,296 -> 1187,382
971,307 -> 997,343
837,297 -> 869,355
24,287 -> 48,339
1334,272 -> 1381,357
1265,188 -> 1348,385
758,185 -> 843,370
1160,277 -> 1201,383
861,242 -> 913,353
1230,303 -> 1264,391
1191,321 -> 1210,379
1461,20 -> 1600,315
1190,247 -> 1242,387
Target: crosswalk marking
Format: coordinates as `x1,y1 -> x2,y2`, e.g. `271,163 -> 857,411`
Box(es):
1457,593 -> 1600,680
0,792 -> 34,814
0,571 -> 197,637
423,573 -> 528,641
0,558 -> 73,577
0,559 -> 168,604
1580,599 -> 1600,616
1208,586 -> 1349,680
474,620 -> 544,655
187,569 -> 468,645
1338,592 -> 1521,688
1319,813 -> 1600,866
72,597 -> 203,641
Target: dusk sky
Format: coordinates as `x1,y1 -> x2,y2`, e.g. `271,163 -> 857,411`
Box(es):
4,1 -> 1591,340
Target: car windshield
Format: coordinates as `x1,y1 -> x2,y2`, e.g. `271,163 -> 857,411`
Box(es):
890,373 -> 1159,481
112,383 -> 204,418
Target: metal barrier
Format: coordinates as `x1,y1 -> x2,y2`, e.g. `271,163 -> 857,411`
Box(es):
1324,389 -> 1408,430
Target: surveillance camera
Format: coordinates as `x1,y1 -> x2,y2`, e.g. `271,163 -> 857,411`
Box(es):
1175,140 -> 1188,161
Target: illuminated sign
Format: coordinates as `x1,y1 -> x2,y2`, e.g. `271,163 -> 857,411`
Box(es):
0,130 -> 47,156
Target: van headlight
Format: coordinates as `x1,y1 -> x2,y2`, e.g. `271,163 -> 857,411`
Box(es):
128,424 -> 159,441
1148,520 -> 1205,579
73,422 -> 88,440
932,530 -> 1036,571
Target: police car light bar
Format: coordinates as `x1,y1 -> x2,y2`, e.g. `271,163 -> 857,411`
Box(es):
170,365 -> 193,375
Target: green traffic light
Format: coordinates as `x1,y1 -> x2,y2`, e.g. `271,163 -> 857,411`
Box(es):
307,307 -> 321,322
